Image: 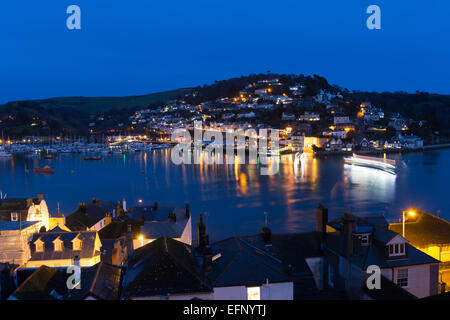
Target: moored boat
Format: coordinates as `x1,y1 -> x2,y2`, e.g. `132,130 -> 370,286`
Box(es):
34,166 -> 54,174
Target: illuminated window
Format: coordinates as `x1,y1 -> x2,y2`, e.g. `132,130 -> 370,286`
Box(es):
54,240 -> 63,251
11,212 -> 18,221
73,239 -> 83,251
397,269 -> 408,287
35,241 -> 44,252
247,287 -> 261,300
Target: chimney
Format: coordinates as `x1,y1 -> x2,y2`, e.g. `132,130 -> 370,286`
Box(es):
168,212 -> 176,222
117,200 -> 122,217
154,201 -> 158,210
37,193 -> 44,202
340,213 -> 355,258
316,204 -> 328,241
198,213 -> 207,252
96,198 -> 101,207
203,245 -> 213,273
73,255 -> 80,269
104,212 -> 112,226
126,224 -> 134,264
261,227 -> 272,246
185,203 -> 190,218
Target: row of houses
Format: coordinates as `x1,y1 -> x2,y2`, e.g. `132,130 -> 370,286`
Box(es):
0,195 -> 448,300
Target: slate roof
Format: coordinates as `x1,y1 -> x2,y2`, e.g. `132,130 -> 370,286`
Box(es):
98,220 -> 142,240
65,262 -> 123,300
326,215 -> 440,270
122,237 -> 212,298
235,232 -> 325,299
389,209 -> 450,247
28,231 -> 100,261
0,220 -> 38,231
10,265 -> 68,300
127,206 -> 189,240
328,215 -> 389,232
66,202 -> 108,230
208,236 -> 294,288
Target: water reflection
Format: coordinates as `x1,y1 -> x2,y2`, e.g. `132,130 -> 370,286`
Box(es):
343,164 -> 396,202
0,149 -> 448,240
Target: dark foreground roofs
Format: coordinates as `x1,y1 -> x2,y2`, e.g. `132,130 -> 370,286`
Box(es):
9,262 -> 122,300
121,236 -> 212,299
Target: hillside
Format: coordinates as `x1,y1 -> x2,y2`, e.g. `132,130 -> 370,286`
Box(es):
1,88 -> 191,115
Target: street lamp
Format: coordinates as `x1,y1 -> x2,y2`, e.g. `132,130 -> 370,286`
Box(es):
402,210 -> 415,237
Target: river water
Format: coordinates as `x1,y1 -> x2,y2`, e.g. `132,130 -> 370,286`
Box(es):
0,148 -> 449,241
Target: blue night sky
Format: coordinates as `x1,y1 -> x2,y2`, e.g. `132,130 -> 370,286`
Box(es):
0,0 -> 448,103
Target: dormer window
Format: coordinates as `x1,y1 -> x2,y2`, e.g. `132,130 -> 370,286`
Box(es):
387,235 -> 408,258
54,238 -> 63,251
72,236 -> 83,251
35,239 -> 44,252
388,243 -> 405,256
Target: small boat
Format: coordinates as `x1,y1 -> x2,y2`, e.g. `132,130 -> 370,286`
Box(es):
0,147 -> 12,158
81,156 -> 103,161
344,153 -> 396,174
0,151 -> 12,158
34,166 -> 54,174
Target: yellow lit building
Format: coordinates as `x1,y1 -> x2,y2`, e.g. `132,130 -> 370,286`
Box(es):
23,230 -> 102,268
389,209 -> 450,291
303,137 -> 328,152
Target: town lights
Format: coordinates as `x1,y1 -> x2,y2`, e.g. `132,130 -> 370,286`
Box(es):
138,235 -> 144,247
402,209 -> 416,237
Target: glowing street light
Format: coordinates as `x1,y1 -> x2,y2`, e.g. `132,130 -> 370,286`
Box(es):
138,235 -> 144,247
402,209 -> 416,237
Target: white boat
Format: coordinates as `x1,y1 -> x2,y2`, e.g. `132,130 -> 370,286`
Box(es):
344,153 -> 396,174
0,147 -> 12,158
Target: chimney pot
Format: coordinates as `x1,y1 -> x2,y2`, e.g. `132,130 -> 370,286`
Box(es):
316,204 -> 328,241
341,213 -> 355,258
262,227 -> 272,245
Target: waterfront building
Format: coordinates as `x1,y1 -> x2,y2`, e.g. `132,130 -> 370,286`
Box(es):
303,137 -> 328,152
290,133 -> 305,152
398,134 -> 424,149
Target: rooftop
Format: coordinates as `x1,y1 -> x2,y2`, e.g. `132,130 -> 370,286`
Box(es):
389,209 -> 450,247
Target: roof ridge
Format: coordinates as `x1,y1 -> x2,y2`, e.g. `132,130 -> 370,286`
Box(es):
163,240 -> 211,289
237,238 -> 287,276
90,261 -> 102,293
